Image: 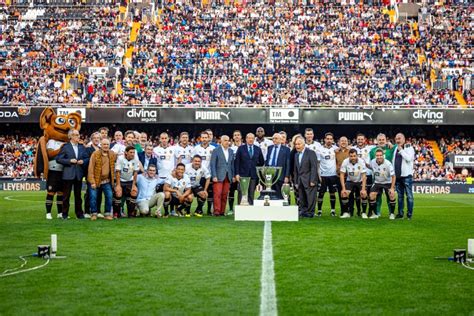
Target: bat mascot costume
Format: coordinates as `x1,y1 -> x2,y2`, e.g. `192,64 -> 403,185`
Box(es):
34,107 -> 82,219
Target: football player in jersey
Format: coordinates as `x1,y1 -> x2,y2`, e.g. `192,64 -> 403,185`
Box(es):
174,132 -> 193,165
353,133 -> 375,216
153,132 -> 176,181
304,128 -> 322,152
369,133 -> 395,216
339,149 -> 368,218
229,130 -> 243,214
185,155 -> 211,217
111,130 -> 134,158
368,149 -> 396,219
255,127 -> 273,160
114,146 -> 140,218
317,132 -> 338,217
204,129 -> 219,147
192,131 -> 216,215
164,163 -> 193,217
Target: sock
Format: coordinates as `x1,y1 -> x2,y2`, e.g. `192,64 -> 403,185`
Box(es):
45,194 -> 53,214
361,198 -> 368,214
317,193 -> 324,211
369,199 -> 376,216
389,199 -> 396,214
355,198 -> 361,215
207,199 -> 213,215
196,198 -> 204,213
113,198 -> 121,216
329,193 -> 336,210
184,202 -> 191,214
228,194 -> 235,211
163,203 -> 169,216
56,194 -> 63,215
341,197 -> 349,214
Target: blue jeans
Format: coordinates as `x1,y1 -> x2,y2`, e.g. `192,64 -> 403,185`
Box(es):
90,183 -> 113,215
396,176 -> 414,218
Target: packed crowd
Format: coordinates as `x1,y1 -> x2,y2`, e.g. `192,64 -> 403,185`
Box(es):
0,135 -> 36,177
1,1 -> 472,106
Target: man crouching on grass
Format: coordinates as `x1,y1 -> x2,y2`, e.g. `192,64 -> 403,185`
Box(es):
163,163 -> 193,217
136,164 -> 165,217
368,149 -> 397,219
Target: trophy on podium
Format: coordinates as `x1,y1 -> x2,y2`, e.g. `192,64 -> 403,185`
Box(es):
239,177 -> 251,206
256,166 -> 282,200
281,183 -> 291,206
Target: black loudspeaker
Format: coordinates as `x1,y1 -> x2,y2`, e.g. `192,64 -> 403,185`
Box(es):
38,245 -> 51,259
453,249 -> 466,263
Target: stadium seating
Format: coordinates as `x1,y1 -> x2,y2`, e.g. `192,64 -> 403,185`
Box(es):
0,1 -> 472,106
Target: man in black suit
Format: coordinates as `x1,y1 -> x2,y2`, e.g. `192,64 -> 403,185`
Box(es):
293,136 -> 319,218
138,144 -> 158,173
56,130 -> 89,219
235,133 -> 264,205
265,133 -> 291,199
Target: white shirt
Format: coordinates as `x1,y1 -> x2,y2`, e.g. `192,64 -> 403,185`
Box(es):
173,144 -> 194,165
317,145 -> 337,177
340,158 -> 367,183
305,141 -> 321,152
392,145 -> 415,177
254,137 -> 273,159
185,163 -> 211,188
71,143 -> 79,158
136,175 -> 164,202
370,158 -> 395,184
192,143 -> 215,170
46,139 -> 65,171
153,145 -> 176,178
222,147 -> 230,162
354,145 -> 375,175
111,143 -> 126,157
165,174 -> 191,194
115,156 -> 140,182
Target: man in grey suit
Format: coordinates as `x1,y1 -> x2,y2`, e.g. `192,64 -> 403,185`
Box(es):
293,136 -> 320,218
210,135 -> 235,216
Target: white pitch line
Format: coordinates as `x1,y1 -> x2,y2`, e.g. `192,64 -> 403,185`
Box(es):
260,221 -> 277,316
4,195 -> 43,203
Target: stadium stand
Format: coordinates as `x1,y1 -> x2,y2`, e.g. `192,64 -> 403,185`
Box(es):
0,1 -> 472,106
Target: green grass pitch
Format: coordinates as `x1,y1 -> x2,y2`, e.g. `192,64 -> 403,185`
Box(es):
0,191 -> 473,315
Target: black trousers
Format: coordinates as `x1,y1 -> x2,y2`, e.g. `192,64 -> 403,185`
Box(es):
298,182 -> 318,217
63,179 -> 84,218
270,180 -> 284,199
247,178 -> 258,205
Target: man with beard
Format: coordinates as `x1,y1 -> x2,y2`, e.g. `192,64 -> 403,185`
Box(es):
192,131 -> 216,215
339,148 -> 367,218
173,132 -> 194,165
255,127 -> 273,160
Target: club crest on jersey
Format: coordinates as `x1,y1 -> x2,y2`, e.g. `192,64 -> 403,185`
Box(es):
160,156 -> 166,160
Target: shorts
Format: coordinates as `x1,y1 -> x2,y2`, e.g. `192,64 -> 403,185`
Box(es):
192,186 -> 205,196
47,170 -> 63,192
345,181 -> 363,192
116,181 -> 135,198
156,183 -> 164,193
319,176 -> 339,193
370,183 -> 392,194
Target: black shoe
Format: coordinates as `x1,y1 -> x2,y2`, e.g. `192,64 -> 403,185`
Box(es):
316,211 -> 322,217
395,214 -> 404,219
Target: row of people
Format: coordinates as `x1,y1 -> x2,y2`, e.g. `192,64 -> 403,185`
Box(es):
46,127 -> 418,220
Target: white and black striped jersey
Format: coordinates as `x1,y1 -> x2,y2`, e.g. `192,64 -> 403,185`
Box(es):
317,145 -> 337,177
173,144 -> 194,165
185,163 -> 211,188
354,145 -> 375,175
192,144 -> 215,170
340,158 -> 367,183
153,145 -> 176,178
370,159 -> 395,184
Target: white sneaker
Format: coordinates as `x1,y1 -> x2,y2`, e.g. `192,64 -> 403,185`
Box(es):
84,214 -> 91,219
389,213 -> 395,220
46,213 -> 52,220
330,211 -> 336,217
361,213 -> 368,219
340,212 -> 350,219
97,213 -> 104,218
369,214 -> 379,219
57,214 -> 63,219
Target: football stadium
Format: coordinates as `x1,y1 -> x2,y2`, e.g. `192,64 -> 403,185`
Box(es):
0,0 -> 473,314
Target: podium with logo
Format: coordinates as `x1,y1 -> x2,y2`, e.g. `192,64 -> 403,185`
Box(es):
234,167 -> 298,222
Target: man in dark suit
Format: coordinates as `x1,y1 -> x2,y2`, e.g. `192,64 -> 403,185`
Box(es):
293,136 -> 319,218
235,133 -> 265,205
210,135 -> 235,216
56,129 -> 89,219
138,144 -> 158,173
265,133 -> 291,199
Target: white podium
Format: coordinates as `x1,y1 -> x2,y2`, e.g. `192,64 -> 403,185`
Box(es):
234,200 -> 299,222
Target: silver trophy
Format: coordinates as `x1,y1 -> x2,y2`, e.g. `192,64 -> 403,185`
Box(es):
256,166 -> 282,200
239,177 -> 251,206
281,183 -> 291,206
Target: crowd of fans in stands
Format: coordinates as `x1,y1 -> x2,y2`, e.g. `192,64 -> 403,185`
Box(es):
0,2 -> 472,106
0,133 -> 471,180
